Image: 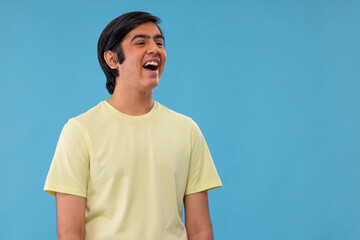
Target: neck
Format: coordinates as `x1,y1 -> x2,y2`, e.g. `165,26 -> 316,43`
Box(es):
107,84 -> 154,116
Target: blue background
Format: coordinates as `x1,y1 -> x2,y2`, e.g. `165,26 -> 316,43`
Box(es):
0,0 -> 359,239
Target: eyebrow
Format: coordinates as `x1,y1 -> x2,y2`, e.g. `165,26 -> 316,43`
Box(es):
130,34 -> 165,42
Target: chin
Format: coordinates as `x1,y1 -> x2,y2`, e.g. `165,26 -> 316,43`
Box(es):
142,78 -> 160,91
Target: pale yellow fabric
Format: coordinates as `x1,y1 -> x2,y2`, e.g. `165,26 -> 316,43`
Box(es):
44,100 -> 222,240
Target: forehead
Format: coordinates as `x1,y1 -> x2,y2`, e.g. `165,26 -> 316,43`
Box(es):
123,22 -> 162,40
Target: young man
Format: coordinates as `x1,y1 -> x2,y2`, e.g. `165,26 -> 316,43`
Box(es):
44,12 -> 222,240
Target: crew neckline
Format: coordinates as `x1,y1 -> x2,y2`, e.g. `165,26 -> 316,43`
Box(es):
102,100 -> 158,120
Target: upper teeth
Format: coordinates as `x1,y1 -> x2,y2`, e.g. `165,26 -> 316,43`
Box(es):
144,61 -> 159,66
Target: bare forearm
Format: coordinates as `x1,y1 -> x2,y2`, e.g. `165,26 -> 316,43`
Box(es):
184,191 -> 214,240
186,224 -> 214,240
58,233 -> 84,240
56,193 -> 86,240
187,231 -> 213,240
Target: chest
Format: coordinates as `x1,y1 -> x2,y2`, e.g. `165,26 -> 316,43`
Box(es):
88,121 -> 191,184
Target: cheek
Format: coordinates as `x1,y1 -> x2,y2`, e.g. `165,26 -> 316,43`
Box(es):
163,51 -> 167,61
125,59 -> 142,72
161,53 -> 167,68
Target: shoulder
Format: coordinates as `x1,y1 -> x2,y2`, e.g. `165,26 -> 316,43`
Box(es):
72,101 -> 105,124
156,101 -> 195,125
62,101 -> 115,132
54,101 -> 107,139
156,102 -> 203,134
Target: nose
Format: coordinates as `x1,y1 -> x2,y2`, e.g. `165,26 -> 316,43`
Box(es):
146,40 -> 160,55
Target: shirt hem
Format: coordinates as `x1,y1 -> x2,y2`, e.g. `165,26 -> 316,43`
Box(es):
44,184 -> 87,198
184,181 -> 223,195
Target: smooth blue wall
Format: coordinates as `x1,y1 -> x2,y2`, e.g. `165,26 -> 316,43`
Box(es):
0,0 -> 359,239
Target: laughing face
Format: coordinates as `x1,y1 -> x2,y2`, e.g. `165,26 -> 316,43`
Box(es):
114,22 -> 167,93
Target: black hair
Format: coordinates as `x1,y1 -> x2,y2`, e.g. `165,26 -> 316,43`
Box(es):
97,11 -> 163,95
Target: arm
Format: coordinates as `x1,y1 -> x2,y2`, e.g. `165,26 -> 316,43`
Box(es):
184,190 -> 214,240
56,192 -> 86,240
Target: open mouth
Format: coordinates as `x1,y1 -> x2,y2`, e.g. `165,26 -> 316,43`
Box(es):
143,61 -> 159,71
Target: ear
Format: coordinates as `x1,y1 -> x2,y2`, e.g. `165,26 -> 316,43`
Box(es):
104,50 -> 119,69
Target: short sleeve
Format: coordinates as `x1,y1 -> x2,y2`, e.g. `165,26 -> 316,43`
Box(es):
44,118 -> 90,198
184,119 -> 223,195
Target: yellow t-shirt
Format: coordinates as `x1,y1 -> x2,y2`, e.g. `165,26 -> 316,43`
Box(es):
44,100 -> 222,240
